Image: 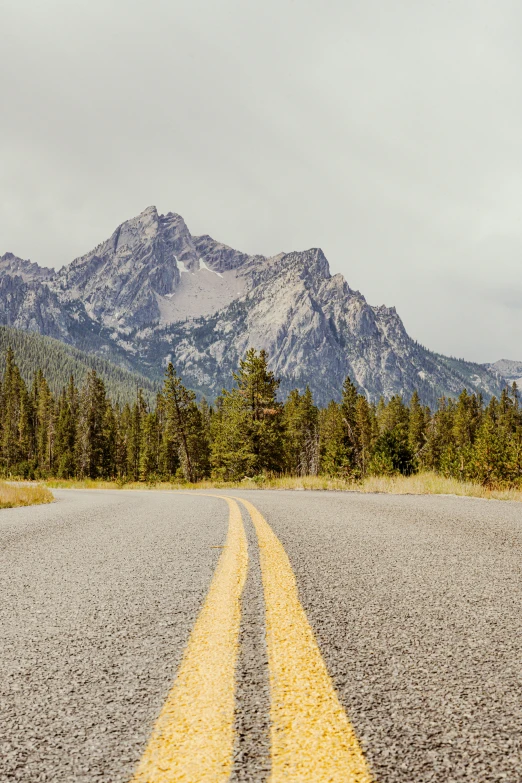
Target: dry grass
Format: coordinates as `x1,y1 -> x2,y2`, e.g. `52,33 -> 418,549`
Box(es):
0,481 -> 54,509
46,478 -> 128,491
354,472 -> 522,501
44,472 -> 522,502
45,476 -> 354,492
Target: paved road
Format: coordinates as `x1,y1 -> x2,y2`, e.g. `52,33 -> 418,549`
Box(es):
1,489 -> 521,781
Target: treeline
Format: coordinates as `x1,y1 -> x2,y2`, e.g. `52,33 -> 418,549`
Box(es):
0,346 -> 520,487
0,326 -> 158,404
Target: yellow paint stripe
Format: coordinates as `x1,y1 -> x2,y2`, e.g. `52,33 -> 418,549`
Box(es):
236,497 -> 374,783
130,496 -> 248,783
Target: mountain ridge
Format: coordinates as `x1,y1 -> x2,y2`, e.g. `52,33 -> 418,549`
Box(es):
0,206 -> 506,406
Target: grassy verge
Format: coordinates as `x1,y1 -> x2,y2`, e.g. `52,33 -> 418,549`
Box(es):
353,473 -> 522,501
44,472 -> 522,502
0,481 -> 54,509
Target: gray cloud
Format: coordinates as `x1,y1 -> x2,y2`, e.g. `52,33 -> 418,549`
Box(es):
2,0 -> 522,362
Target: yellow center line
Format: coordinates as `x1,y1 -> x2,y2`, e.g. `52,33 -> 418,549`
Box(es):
235,496 -> 374,783
130,495 -> 248,783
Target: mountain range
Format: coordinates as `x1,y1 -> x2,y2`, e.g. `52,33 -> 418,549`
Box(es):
0,206 -> 509,405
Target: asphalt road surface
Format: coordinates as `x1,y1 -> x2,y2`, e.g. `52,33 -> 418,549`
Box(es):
1,489 -> 521,782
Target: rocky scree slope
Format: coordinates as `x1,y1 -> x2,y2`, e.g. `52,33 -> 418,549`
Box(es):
0,207 -> 504,406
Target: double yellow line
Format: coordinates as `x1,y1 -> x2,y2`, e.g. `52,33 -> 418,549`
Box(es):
131,495 -> 374,783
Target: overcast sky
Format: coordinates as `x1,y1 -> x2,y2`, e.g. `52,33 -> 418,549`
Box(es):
2,0 -> 521,362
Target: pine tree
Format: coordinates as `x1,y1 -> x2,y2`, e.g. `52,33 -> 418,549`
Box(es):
319,401 -> 350,476
340,375 -> 359,473
127,389 -> 147,481
452,390 -> 481,480
439,399 -> 459,477
471,399 -> 508,487
116,403 -> 132,479
0,348 -> 25,473
210,349 -> 283,480
372,395 -> 413,475
156,392 -> 179,479
140,411 -> 159,481
54,376 -> 78,478
408,391 -> 426,470
423,397 -> 449,473
18,381 -> 35,474
355,395 -> 376,477
199,397 -> 212,433
76,370 -> 109,479
35,374 -> 55,476
282,387 -> 319,475
163,364 -> 209,481
298,386 -> 320,475
102,400 -> 118,479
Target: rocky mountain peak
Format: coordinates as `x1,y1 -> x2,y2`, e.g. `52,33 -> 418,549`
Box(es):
290,247 -> 331,281
114,205 -> 160,247
140,204 -> 158,217
0,252 -> 53,282
53,207 -> 208,327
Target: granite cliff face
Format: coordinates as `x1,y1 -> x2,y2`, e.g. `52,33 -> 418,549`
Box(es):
0,207 -> 505,405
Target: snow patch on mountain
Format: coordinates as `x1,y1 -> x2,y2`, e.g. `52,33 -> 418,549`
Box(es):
199,258 -> 223,278
176,257 -> 190,274
156,265 -> 247,323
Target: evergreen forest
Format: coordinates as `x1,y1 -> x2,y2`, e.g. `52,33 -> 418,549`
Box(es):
1,345 -> 520,488
0,326 -> 158,404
